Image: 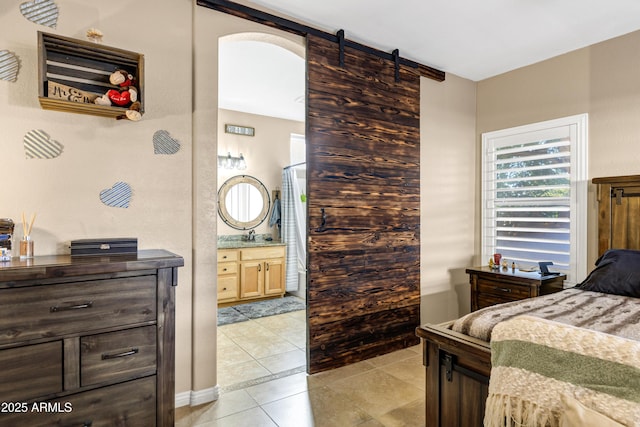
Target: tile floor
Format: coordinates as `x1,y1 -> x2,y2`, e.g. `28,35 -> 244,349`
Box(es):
176,307 -> 426,426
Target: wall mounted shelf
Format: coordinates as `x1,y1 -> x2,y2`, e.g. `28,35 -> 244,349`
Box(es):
37,31 -> 144,119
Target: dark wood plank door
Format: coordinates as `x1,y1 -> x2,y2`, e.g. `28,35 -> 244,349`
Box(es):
306,34 -> 421,374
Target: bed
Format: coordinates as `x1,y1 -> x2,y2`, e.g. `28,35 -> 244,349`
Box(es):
415,175 -> 640,426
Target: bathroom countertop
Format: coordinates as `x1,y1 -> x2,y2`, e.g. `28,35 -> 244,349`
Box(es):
217,236 -> 285,249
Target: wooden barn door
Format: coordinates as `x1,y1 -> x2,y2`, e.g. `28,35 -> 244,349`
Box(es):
306,34 -> 422,373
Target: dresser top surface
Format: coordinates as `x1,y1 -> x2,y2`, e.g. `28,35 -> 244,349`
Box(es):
0,249 -> 183,282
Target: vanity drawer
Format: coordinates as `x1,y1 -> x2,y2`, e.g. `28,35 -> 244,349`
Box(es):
0,276 -> 156,345
218,249 -> 238,262
240,246 -> 285,261
0,341 -> 63,401
0,376 -> 156,427
218,262 -> 238,275
218,275 -> 238,300
81,325 -> 156,387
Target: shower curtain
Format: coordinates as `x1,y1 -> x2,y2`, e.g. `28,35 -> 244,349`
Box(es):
282,165 -> 306,292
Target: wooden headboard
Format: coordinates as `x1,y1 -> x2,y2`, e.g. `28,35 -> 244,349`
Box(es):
593,175 -> 640,256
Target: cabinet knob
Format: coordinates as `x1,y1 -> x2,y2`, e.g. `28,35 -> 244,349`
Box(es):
494,286 -> 512,293
223,287 -> 227,291
223,268 -> 227,272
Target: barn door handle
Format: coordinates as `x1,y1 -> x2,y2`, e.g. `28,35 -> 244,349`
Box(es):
316,208 -> 327,232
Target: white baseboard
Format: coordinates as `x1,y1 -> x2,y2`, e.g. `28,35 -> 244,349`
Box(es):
175,385 -> 220,408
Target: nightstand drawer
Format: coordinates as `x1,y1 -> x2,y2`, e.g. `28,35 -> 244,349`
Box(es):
81,326 -> 156,387
477,279 -> 530,299
0,276 -> 156,345
0,341 -> 63,401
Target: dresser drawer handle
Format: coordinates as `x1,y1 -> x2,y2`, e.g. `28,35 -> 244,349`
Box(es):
50,301 -> 94,312
102,348 -> 139,360
494,287 -> 512,293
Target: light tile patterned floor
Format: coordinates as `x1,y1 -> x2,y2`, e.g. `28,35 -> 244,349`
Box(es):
176,308 -> 426,427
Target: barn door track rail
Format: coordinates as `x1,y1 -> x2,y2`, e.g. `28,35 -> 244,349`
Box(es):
197,0 -> 445,82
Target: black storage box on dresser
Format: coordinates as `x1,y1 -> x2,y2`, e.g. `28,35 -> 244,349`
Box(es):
70,238 -> 138,257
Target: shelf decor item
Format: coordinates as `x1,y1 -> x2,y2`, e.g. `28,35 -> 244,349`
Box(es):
37,31 -> 144,119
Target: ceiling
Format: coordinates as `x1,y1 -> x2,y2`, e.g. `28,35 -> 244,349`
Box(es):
219,0 -> 640,122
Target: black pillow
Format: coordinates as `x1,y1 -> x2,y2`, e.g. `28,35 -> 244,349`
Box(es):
576,249 -> 640,297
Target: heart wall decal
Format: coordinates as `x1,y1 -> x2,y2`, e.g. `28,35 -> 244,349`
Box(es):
100,182 -> 132,208
153,130 -> 181,155
24,129 -> 63,159
0,50 -> 20,82
20,0 -> 59,28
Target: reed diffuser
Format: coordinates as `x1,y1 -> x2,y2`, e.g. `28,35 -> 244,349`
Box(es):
20,212 -> 36,259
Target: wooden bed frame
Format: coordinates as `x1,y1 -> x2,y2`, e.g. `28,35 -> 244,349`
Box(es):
416,174 -> 640,426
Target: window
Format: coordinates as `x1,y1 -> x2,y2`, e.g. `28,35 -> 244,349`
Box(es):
481,114 -> 588,284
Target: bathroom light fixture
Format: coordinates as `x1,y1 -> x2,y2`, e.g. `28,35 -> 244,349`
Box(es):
218,152 -> 247,170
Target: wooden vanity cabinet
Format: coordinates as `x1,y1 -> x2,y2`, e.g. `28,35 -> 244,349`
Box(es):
0,250 -> 183,427
218,245 -> 285,305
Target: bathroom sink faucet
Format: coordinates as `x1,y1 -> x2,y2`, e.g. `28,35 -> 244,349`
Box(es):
247,229 -> 255,241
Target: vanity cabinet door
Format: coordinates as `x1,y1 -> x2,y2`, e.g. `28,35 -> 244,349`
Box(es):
240,261 -> 264,299
264,258 -> 285,295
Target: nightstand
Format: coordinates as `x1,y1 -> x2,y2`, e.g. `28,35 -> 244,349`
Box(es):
466,266 -> 566,311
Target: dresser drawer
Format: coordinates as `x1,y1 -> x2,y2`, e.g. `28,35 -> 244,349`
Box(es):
0,276 -> 156,346
477,279 -> 531,300
81,325 -> 156,387
0,341 -> 63,401
0,376 -> 156,427
218,262 -> 238,275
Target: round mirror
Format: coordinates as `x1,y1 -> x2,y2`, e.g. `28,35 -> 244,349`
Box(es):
218,175 -> 271,230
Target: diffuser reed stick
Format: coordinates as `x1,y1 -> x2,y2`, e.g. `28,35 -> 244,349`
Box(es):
22,212 -> 36,239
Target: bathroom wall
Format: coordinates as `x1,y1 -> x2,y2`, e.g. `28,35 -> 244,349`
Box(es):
217,108 -> 304,238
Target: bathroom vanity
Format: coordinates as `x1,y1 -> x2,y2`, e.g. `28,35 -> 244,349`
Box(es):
217,238 -> 286,306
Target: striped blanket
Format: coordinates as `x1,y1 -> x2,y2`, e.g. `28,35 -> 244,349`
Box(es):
484,315 -> 640,427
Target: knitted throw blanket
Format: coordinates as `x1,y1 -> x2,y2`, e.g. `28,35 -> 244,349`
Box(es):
484,315 -> 640,427
452,288 -> 640,343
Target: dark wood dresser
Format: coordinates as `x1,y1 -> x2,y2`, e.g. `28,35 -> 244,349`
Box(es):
467,266 -> 565,311
0,250 -> 183,426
